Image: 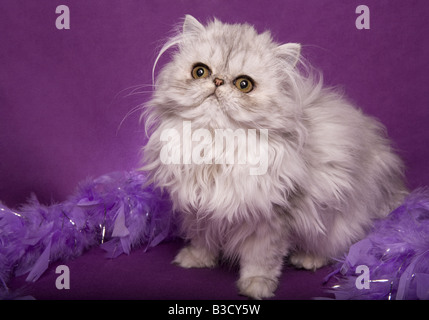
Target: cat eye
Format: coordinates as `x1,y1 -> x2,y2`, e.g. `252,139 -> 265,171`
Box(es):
234,76 -> 254,93
191,63 -> 211,79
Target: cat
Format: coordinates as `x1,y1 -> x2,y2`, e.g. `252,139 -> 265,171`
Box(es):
140,15 -> 408,299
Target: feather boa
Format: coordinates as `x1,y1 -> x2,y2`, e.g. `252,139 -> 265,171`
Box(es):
1,169 -> 428,299
328,188 -> 429,300
0,171 -> 177,297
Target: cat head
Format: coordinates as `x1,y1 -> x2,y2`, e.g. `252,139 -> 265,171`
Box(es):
147,15 -> 306,132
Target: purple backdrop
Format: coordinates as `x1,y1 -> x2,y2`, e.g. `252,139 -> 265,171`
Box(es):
1,0 -> 429,300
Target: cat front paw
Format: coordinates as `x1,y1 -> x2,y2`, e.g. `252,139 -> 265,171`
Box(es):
172,245 -> 217,269
289,252 -> 327,271
237,276 -> 278,300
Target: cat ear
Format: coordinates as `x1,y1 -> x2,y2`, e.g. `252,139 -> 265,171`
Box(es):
182,15 -> 205,35
275,43 -> 301,68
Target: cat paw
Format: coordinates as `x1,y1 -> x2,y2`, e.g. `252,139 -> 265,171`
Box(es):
237,276 -> 278,300
289,252 -> 327,271
172,245 -> 217,269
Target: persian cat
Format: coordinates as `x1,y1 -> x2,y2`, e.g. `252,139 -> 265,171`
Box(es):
141,15 -> 407,299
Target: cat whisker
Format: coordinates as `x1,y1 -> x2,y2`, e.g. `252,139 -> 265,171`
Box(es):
113,84 -> 155,100
116,103 -> 145,135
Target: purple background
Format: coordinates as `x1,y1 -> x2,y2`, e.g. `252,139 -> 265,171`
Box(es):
1,0 -> 429,300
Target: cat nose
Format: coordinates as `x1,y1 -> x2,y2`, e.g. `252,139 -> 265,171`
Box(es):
214,78 -> 224,87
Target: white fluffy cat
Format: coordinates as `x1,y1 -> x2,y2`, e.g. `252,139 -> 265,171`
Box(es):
140,15 -> 407,299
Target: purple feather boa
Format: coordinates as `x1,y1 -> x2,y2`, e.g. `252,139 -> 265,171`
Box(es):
328,188 -> 429,300
1,169 -> 428,300
0,171 -> 177,297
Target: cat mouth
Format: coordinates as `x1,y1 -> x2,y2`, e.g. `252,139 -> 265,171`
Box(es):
205,89 -> 223,103
206,92 -> 218,101
191,89 -> 226,112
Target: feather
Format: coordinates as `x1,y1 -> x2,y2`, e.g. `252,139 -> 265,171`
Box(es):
25,239 -> 52,283
111,203 -> 130,238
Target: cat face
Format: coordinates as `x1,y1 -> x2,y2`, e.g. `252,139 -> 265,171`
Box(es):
152,15 -> 302,131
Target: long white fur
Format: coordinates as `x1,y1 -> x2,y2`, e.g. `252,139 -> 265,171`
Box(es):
140,15 -> 407,299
